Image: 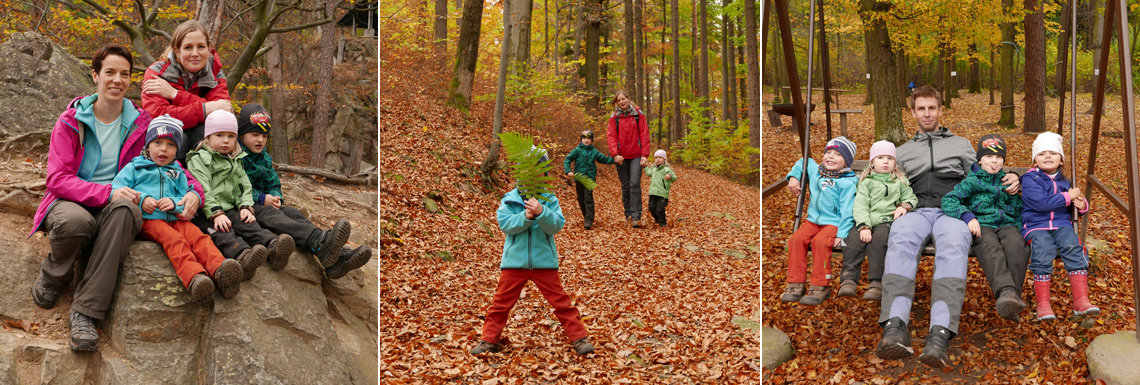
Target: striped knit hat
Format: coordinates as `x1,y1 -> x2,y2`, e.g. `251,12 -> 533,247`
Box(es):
145,114 -> 184,152
826,136 -> 856,168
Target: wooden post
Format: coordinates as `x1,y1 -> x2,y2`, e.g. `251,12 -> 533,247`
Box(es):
774,0 -> 810,232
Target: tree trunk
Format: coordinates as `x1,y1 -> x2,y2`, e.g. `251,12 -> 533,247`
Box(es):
721,0 -> 733,124
745,0 -> 761,184
859,0 -> 905,144
659,0 -> 667,144
195,0 -> 225,42
312,0 -> 337,169
999,0 -> 1016,127
267,34 -> 289,164
635,0 -> 645,107
1054,0 -> 1071,92
863,33 -> 873,105
601,22 -> 610,98
584,0 -> 602,110
989,45 -> 995,105
896,50 -> 907,106
509,0 -> 533,73
434,0 -> 448,53
624,0 -> 636,98
481,0 -> 512,178
671,0 -> 682,144
1086,0 -> 1106,114
735,14 -> 746,122
969,43 -> 981,93
1023,0 -> 1045,133
942,49 -> 952,109
449,0 -> 485,113
698,0 -> 710,122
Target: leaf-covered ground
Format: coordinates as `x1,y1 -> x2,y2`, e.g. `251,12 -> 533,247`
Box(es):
762,90 -> 1139,383
378,42 -> 764,382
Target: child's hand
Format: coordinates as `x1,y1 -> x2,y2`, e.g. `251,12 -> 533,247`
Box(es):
265,195 -> 282,209
240,208 -> 256,223
1074,197 -> 1088,210
665,174 -> 672,180
860,228 -> 872,243
141,197 -> 158,214
566,172 -> 574,177
524,198 -> 544,219
967,218 -> 981,237
893,206 -> 908,219
640,158 -> 649,167
832,238 -> 842,248
214,215 -> 232,232
787,177 -> 801,196
1069,187 -> 1083,200
156,198 -> 175,212
614,155 -> 624,165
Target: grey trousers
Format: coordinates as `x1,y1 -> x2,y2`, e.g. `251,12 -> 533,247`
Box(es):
39,199 -> 142,319
615,158 -> 643,220
972,225 -> 1029,297
878,208 -> 970,335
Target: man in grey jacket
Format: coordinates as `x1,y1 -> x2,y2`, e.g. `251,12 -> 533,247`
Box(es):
874,86 -> 1021,369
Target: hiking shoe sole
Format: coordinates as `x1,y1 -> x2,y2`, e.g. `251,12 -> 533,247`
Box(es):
919,353 -> 950,369
327,246 -> 373,280
315,220 -> 351,268
189,274 -> 214,303
269,234 -> 294,271
876,342 -> 915,360
215,259 -> 243,299
238,245 -> 268,281
996,294 -> 1027,321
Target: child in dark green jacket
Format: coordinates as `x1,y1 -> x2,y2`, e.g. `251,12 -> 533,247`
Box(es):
236,104 -> 370,279
941,134 -> 1029,322
563,130 -> 621,229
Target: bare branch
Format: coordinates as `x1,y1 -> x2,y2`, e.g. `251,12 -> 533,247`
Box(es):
269,17 -> 336,34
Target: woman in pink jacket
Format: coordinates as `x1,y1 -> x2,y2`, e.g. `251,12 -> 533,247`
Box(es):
605,90 -> 651,228
29,44 -> 205,352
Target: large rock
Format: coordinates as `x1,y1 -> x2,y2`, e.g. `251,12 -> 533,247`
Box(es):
762,326 -> 795,370
0,32 -> 92,135
0,239 -> 45,321
1087,330 -> 1140,385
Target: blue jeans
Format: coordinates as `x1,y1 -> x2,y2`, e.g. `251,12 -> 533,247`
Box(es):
1026,227 -> 1087,276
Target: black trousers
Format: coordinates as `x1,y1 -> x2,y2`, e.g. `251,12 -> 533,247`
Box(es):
841,223 -> 890,283
574,181 -> 595,224
254,204 -> 321,250
192,209 -> 277,260
648,195 -> 668,225
972,225 -> 1030,297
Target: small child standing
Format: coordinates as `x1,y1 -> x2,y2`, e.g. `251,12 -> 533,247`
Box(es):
781,137 -> 859,305
236,104 -> 367,278
187,110 -> 292,281
838,141 -> 916,301
941,134 -> 1030,321
1021,132 -> 1098,321
643,149 -> 677,227
471,148 -> 595,356
112,115 -> 243,300
562,130 -> 621,230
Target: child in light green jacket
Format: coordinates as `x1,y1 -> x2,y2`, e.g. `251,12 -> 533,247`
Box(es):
644,150 -> 678,227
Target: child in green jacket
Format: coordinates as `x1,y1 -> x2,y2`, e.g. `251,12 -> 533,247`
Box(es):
839,141 -> 917,301
941,134 -> 1029,321
644,150 -> 677,227
563,130 -> 621,229
187,110 -> 292,281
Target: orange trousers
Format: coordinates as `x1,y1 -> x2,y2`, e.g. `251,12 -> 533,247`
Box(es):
480,269 -> 589,344
787,220 -> 838,286
141,219 -> 225,289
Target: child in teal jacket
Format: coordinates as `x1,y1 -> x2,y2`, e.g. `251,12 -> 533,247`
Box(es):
472,151 -> 595,357
563,130 -> 620,229
644,149 -> 677,227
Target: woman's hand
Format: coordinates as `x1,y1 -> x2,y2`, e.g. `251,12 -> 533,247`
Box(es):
640,157 -> 648,167
614,155 -> 624,164
240,208 -> 256,223
213,214 -> 232,232
176,193 -> 200,221
204,100 -> 232,115
142,78 -> 178,100
112,187 -> 141,205
141,197 -> 158,214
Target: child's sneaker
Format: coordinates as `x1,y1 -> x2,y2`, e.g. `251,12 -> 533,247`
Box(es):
236,245 -> 268,281
469,340 -> 502,355
188,273 -> 214,303
572,337 -> 595,355
799,285 -> 830,305
837,280 -> 858,297
213,259 -> 243,298
780,283 -> 806,302
267,234 -> 294,271
875,317 -> 914,360
311,220 -> 352,268
863,281 -> 883,301
326,245 -> 373,280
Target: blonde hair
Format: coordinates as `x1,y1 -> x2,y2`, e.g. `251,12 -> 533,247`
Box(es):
859,159 -> 908,183
162,20 -> 211,66
196,136 -> 239,157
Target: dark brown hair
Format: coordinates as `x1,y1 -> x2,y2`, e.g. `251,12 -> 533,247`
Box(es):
908,85 -> 942,110
162,20 -> 211,64
91,44 -> 134,73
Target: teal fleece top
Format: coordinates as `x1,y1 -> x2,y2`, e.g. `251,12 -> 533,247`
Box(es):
497,189 -> 565,270
852,172 -> 917,230
563,143 -> 615,180
644,163 -> 678,198
942,163 -> 1023,229
111,155 -> 188,221
785,158 -> 859,238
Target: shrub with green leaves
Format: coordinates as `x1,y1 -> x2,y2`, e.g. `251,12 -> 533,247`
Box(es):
498,132 -> 556,202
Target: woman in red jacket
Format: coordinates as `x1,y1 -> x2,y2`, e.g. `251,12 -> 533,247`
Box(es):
605,90 -> 651,228
140,20 -> 232,162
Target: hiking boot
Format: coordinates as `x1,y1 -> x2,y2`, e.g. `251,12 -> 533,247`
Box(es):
631,218 -> 641,228
572,337 -> 595,355
31,274 -> 60,309
213,259 -> 243,299
837,280 -> 858,297
863,281 -> 883,301
236,245 -> 268,281
799,285 -> 830,305
875,317 -> 914,360
69,311 -> 98,352
267,234 -> 294,271
326,245 -> 373,280
995,287 -> 1027,321
469,340 -> 502,355
780,283 -> 806,302
188,273 -> 214,303
1069,272 -> 1100,316
919,326 -> 953,369
1034,279 -> 1056,321
311,220 -> 352,268
584,221 -> 593,230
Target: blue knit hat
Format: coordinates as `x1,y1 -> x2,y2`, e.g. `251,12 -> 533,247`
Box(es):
826,136 -> 856,168
146,114 -> 184,152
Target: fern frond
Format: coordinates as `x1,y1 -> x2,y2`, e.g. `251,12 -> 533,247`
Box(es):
498,132 -> 555,201
573,174 -> 598,190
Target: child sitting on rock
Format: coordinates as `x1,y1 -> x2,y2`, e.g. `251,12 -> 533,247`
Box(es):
112,115 -> 243,300
236,104 -> 369,279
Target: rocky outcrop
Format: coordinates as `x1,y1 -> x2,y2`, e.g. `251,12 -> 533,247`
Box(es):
1086,330 -> 1140,385
0,32 -> 92,135
762,326 -> 795,370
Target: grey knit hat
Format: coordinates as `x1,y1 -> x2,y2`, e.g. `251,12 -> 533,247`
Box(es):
825,136 -> 856,168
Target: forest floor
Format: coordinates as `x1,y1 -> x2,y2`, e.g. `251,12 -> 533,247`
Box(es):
761,89 -> 1139,384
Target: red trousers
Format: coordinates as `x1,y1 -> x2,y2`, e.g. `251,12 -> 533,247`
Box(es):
787,220 -> 837,286
480,269 -> 589,344
141,219 -> 225,289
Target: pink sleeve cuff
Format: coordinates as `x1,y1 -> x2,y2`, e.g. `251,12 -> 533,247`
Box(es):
1062,191 -> 1072,206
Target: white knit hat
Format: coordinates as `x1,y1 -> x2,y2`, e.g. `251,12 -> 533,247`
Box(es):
1031,132 -> 1064,161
